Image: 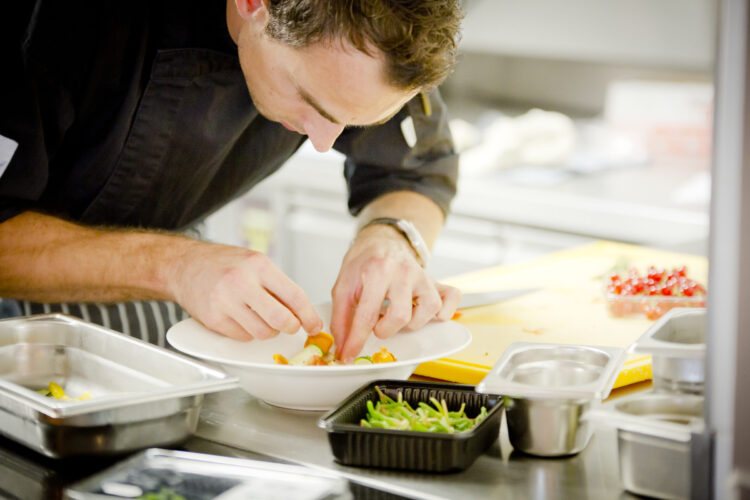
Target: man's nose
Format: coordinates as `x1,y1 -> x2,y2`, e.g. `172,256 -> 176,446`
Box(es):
304,118 -> 345,152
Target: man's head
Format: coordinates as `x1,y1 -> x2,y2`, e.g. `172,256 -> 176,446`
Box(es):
228,0 -> 462,152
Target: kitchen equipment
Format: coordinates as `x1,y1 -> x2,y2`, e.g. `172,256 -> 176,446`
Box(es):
631,307 -> 706,393
167,303 -> 471,410
589,391 -> 704,499
0,314 -> 237,458
379,287 -> 538,315
416,241 -> 707,387
457,288 -> 538,309
318,380 -> 504,473
65,448 -> 351,500
476,342 -> 626,456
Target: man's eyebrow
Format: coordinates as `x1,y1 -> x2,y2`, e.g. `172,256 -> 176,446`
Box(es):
297,87 -> 341,125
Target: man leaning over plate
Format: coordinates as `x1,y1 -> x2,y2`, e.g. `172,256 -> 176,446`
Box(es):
0,0 -> 463,363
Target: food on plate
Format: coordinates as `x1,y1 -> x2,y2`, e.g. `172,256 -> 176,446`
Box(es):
354,347 -> 397,365
273,332 -> 397,366
605,265 -> 707,319
137,488 -> 187,500
371,347 -> 397,363
360,386 -> 488,433
36,381 -> 92,401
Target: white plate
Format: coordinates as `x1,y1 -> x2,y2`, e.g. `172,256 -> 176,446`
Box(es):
166,303 -> 471,410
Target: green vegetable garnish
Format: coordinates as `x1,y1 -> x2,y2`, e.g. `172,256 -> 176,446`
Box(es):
359,386 -> 488,433
137,487 -> 187,500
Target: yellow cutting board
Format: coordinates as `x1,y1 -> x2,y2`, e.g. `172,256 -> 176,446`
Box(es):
414,241 -> 708,388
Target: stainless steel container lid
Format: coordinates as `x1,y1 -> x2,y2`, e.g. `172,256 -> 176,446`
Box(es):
630,307 -> 706,359
587,391 -> 705,442
475,342 -> 626,400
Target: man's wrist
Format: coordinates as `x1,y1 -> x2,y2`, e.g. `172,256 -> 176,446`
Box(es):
360,218 -> 431,268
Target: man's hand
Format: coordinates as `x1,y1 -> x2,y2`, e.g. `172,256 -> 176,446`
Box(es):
168,241 -> 323,341
0,212 -> 322,342
330,224 -> 461,363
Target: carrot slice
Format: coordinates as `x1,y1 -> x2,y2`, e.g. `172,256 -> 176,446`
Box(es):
372,347 -> 397,363
309,355 -> 327,366
273,353 -> 289,365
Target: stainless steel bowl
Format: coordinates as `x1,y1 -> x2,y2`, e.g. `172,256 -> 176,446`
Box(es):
504,396 -> 595,457
652,356 -> 704,393
0,314 -> 237,458
610,392 -> 704,500
632,308 -> 706,394
476,342 -> 625,457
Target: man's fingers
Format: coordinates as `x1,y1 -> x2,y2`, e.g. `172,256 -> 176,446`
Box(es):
203,315 -> 256,342
340,278 -> 388,363
373,287 -> 412,339
259,265 -> 323,334
435,284 -> 462,321
227,301 -> 279,340
406,288 -> 442,331
330,288 -> 356,357
250,292 -> 302,334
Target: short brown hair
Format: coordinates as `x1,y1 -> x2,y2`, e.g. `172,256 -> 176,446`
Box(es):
265,0 -> 462,91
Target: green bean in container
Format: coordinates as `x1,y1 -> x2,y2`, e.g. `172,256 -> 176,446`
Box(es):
360,386 -> 488,433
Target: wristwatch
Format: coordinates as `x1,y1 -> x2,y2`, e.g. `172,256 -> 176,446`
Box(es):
362,217 -> 431,268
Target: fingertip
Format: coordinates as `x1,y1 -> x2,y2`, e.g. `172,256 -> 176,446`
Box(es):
435,311 -> 451,322
341,349 -> 355,365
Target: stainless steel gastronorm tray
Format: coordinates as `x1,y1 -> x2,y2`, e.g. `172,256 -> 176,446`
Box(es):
0,314 -> 238,457
475,342 -> 626,400
631,307 -> 706,393
589,391 -> 705,499
65,448 -> 351,500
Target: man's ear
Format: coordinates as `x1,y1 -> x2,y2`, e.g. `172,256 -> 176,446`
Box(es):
234,0 -> 267,21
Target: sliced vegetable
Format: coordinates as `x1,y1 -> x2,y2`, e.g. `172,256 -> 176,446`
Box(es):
273,353 -> 289,365
48,381 -> 68,400
360,386 -> 488,433
138,488 -> 187,500
289,344 -> 324,365
371,347 -> 397,363
274,335 -> 396,366
38,382 -> 92,401
304,331 -> 334,354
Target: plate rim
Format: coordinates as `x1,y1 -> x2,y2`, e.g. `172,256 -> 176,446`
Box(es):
166,318 -> 472,372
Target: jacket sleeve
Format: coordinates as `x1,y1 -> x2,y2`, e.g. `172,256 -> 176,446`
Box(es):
332,88 -> 458,217
0,2 -> 51,223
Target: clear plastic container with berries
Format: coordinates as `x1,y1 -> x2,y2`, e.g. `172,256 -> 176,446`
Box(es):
604,266 -> 707,320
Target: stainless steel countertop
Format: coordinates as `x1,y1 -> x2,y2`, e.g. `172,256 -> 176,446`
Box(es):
185,388 -> 642,500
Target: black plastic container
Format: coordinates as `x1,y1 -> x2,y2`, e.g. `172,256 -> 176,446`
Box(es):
318,380 -> 504,473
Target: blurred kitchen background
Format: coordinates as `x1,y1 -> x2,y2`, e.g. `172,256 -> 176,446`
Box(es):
203,0 -> 715,304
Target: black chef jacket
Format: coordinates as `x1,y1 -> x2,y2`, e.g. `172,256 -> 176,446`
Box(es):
0,1 -> 458,231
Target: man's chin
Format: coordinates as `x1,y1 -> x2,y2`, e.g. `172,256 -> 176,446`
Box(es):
280,121 -> 298,132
